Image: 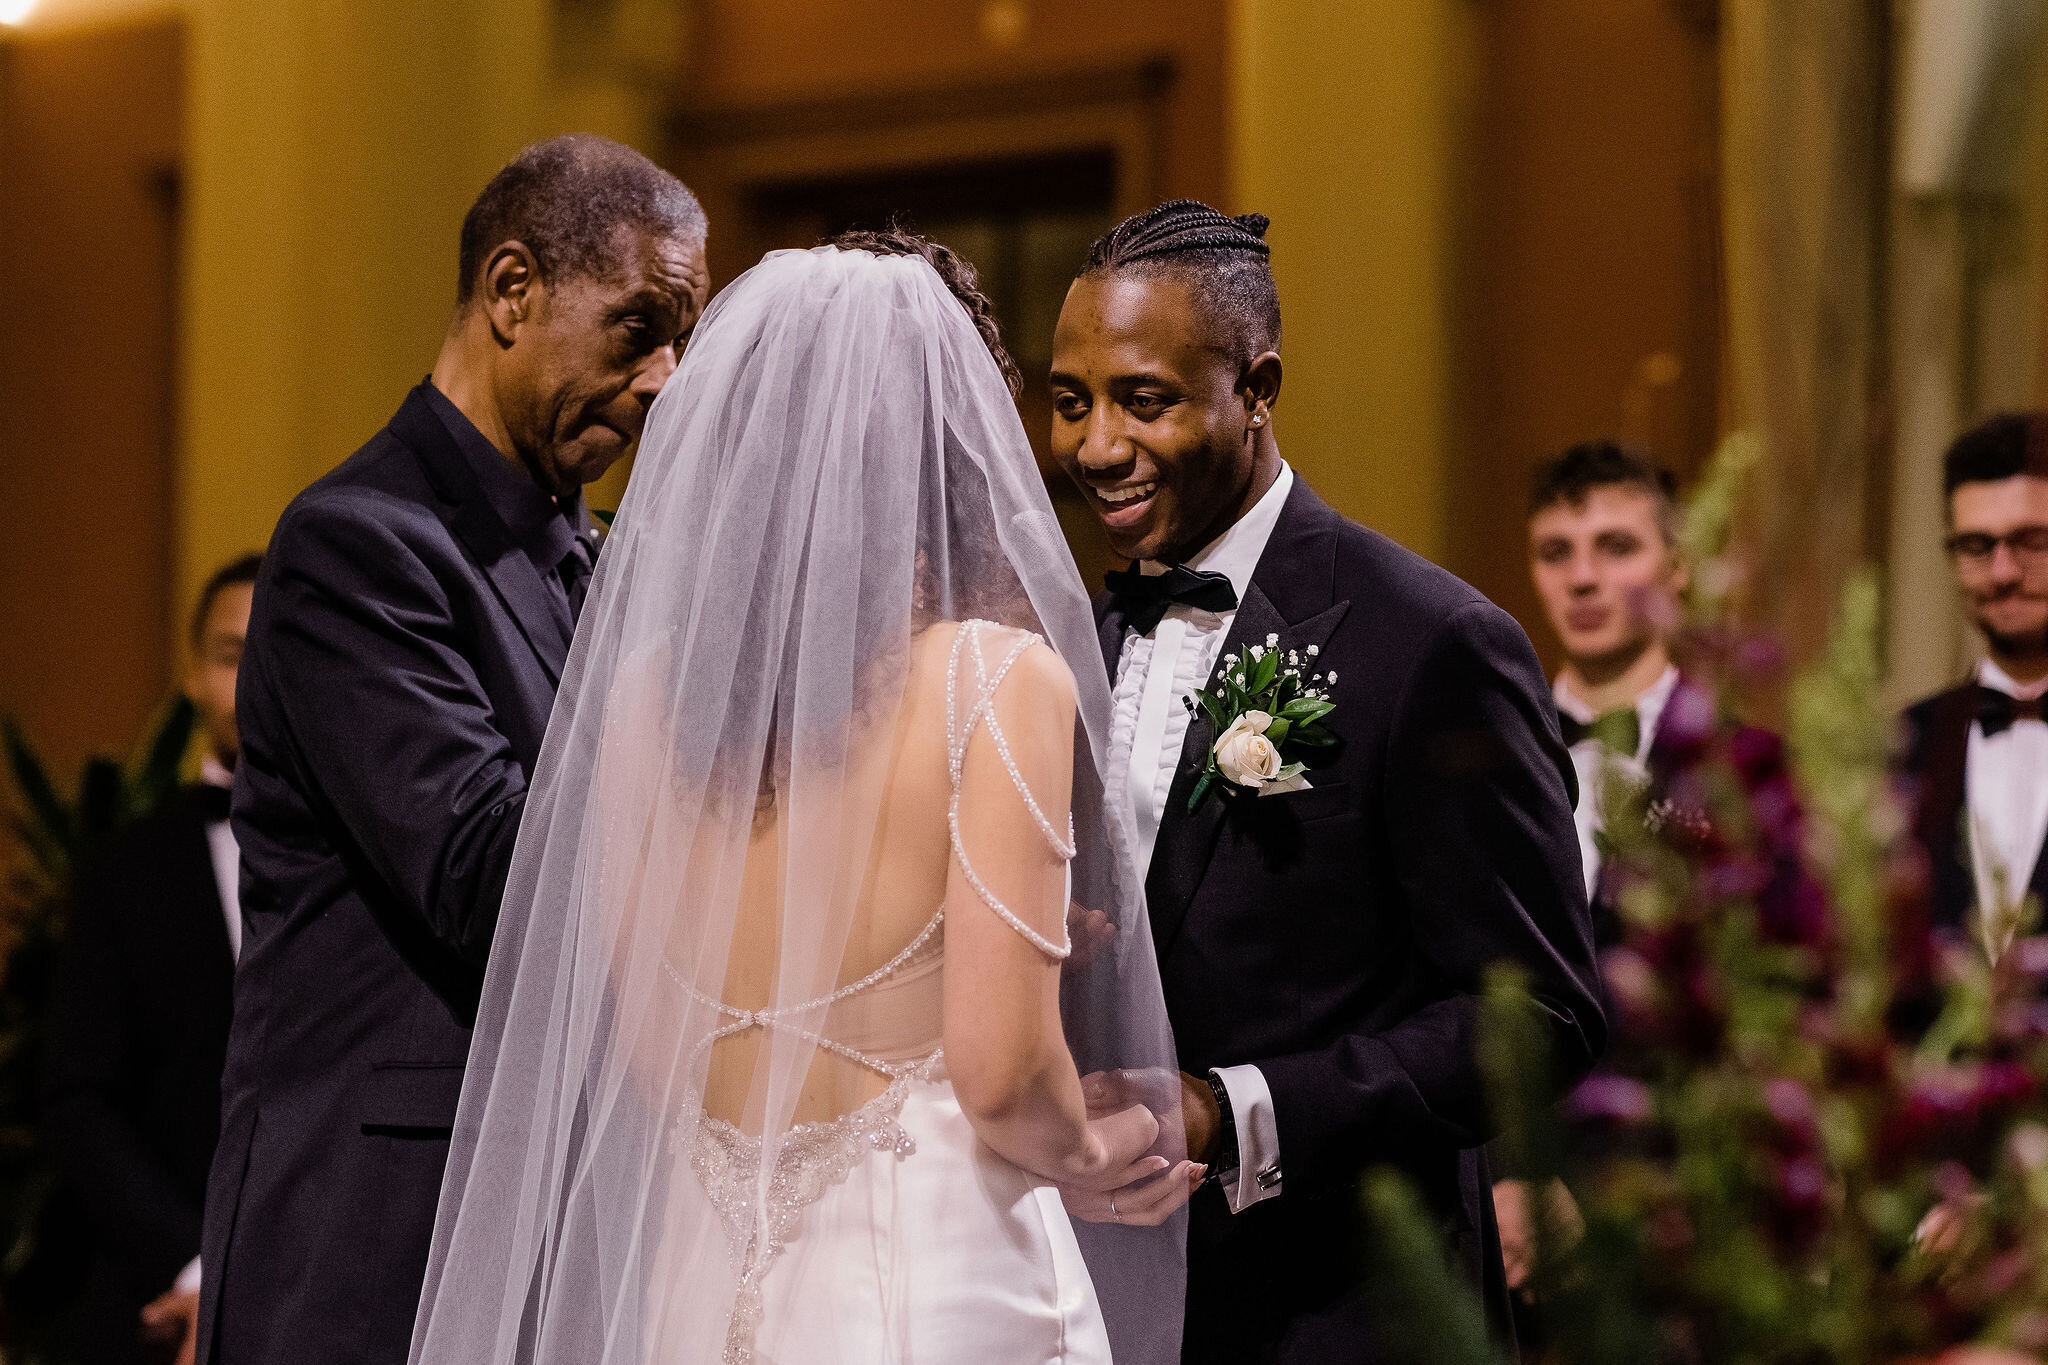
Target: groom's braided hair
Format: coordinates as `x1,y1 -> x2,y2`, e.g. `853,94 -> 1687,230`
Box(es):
824,225 -> 1022,397
1078,199 -> 1281,365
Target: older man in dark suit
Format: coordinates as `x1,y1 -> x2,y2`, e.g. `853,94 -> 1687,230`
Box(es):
196,136 -> 707,1365
1047,201 -> 1604,1363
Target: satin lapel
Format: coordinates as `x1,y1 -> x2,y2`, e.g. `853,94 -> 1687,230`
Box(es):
451,499 -> 570,686
396,385 -> 570,686
1144,584 -> 1351,956
1919,686 -> 1978,928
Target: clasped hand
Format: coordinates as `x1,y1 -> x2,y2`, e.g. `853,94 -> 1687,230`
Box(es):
1057,1068 -> 1205,1227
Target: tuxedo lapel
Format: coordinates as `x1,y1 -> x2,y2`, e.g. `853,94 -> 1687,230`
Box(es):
393,385 -> 571,686
1916,685 -> 1979,928
1143,480 -> 1353,956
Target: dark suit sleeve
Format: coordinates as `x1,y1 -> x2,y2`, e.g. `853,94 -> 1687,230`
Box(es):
1257,601 -> 1605,1183
257,497 -> 528,964
45,863 -> 202,1286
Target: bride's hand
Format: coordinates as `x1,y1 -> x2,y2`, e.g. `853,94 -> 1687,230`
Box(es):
1057,1156 -> 1206,1227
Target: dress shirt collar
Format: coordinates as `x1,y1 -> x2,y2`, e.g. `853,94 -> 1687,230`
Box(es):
1138,461 -> 1295,604
199,753 -> 234,791
1978,657 -> 2048,703
1555,664 -> 1680,762
423,379 -> 587,575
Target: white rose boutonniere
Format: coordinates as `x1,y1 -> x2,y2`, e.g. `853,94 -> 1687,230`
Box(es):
1185,634 -> 1338,811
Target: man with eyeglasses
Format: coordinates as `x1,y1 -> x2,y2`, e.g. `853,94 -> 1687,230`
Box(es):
1900,413 -> 2048,952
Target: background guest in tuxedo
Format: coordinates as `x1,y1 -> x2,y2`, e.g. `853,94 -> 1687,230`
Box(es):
46,553 -> 259,1365
1900,413 -> 2048,955
1048,200 -> 1604,1363
1499,441 -> 1820,1303
1523,442 -> 1687,914
195,136 -> 707,1365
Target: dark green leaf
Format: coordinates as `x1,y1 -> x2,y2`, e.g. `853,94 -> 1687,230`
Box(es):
1281,698 -> 1335,724
1,718 -> 74,866
1266,717 -> 1292,745
128,694 -> 197,818
591,507 -> 617,527
1251,649 -> 1280,693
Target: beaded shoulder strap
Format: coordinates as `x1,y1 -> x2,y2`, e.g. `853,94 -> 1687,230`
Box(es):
944,621 -> 1075,960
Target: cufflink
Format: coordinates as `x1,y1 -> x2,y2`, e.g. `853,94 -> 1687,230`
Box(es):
1256,1164 -> 1281,1191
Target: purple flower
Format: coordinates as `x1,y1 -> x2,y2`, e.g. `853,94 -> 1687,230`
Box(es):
1565,1073 -> 1653,1125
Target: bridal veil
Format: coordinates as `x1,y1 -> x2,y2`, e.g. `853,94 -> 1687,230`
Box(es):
409,246 -> 1186,1364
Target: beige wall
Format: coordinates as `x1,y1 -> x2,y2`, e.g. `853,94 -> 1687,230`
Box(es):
176,0 -> 551,617
1230,0 -> 1478,564
0,17 -> 181,780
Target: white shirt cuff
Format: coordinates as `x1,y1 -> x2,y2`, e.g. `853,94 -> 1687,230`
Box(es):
1212,1064 -> 1282,1212
175,1255 -> 202,1294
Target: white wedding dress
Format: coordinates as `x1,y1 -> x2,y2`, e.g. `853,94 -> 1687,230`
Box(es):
650,623 -> 1111,1365
409,245 -> 1182,1365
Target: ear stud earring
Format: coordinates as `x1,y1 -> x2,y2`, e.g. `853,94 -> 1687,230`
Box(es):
1251,414 -> 1265,426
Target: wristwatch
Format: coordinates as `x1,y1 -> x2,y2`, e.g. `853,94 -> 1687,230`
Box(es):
1204,1070 -> 1241,1176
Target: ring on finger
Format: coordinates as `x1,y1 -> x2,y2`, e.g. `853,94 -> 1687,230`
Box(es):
1109,1193 -> 1121,1223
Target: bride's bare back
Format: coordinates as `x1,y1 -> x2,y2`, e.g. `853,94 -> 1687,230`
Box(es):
702,619 -> 1079,1135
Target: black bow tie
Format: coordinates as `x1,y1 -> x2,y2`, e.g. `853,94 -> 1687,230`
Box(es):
198,781 -> 232,823
1104,564 -> 1240,635
1977,685 -> 2045,738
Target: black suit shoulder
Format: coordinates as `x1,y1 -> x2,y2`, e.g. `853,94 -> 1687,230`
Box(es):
1898,681 -> 1976,773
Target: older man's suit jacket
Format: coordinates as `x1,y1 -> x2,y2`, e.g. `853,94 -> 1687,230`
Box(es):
197,385 -> 579,1365
1097,477 -> 1604,1364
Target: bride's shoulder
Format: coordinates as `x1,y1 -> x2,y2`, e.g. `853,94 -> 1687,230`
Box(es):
916,619 -> 1076,710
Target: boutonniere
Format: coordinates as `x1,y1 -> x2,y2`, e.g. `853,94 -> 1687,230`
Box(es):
1185,634 -> 1339,812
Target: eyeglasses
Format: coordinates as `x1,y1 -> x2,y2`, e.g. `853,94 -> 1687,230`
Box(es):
1946,526 -> 2048,567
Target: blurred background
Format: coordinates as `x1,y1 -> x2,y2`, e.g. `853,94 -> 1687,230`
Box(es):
0,0 -> 2043,788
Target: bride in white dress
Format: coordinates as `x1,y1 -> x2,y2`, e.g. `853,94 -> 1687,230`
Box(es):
409,240 -> 1193,1365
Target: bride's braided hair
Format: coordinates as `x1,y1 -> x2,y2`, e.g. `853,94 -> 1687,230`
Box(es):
825,225 -> 1022,398
1079,199 -> 1281,364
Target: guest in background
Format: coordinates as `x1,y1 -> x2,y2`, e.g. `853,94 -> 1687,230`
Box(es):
1500,442 -> 1815,1298
1900,414 -> 2048,957
1524,441 -> 1688,917
45,554 -> 260,1365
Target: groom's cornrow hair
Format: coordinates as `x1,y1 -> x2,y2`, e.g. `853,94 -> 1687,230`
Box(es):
825,224 -> 1022,397
1078,200 -> 1281,364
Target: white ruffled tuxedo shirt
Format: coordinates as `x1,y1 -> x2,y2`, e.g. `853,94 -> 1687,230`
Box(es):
1966,658 -> 2048,925
1108,463 -> 1293,1213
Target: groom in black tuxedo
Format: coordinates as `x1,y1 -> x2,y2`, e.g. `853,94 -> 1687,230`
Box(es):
1049,201 -> 1604,1362
197,136 -> 707,1365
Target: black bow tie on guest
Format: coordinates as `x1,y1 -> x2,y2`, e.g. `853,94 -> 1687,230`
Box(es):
1977,685 -> 2046,738
198,781 -> 233,823
1103,563 -> 1240,635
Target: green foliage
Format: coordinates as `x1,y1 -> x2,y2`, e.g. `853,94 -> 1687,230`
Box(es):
0,696 -> 195,1362
1363,435 -> 2048,1363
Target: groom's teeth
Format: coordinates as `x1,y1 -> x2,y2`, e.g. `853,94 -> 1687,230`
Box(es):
1099,483 -> 1156,505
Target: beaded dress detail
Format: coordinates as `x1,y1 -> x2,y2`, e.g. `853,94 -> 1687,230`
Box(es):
670,621 -> 1075,1365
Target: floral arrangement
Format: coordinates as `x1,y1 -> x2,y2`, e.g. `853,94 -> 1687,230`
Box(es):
1186,633 -> 1338,810
1363,436 -> 2048,1365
